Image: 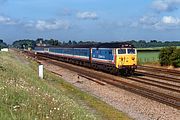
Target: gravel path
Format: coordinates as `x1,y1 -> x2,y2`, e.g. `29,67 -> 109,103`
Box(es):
41,61 -> 180,120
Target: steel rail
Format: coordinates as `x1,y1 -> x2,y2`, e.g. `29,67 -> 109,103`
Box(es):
126,77 -> 180,93
135,71 -> 180,83
133,76 -> 180,89
138,65 -> 180,77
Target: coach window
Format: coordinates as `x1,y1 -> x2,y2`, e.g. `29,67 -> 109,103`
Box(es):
118,49 -> 126,54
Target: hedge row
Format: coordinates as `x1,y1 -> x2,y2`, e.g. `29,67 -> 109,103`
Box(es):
159,47 -> 180,67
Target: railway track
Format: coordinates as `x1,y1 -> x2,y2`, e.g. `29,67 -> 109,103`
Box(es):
37,56 -> 180,110
21,51 -> 180,109
133,76 -> 180,89
127,77 -> 180,93
138,65 -> 180,77
135,71 -> 180,83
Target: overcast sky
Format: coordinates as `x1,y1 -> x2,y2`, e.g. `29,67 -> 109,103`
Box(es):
0,0 -> 180,43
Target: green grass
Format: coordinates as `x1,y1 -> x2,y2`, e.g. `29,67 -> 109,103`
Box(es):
0,51 -> 130,120
137,51 -> 160,64
137,46 -> 180,51
137,46 -> 180,65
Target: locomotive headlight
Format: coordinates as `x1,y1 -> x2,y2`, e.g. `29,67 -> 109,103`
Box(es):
120,57 -> 123,61
131,57 -> 135,60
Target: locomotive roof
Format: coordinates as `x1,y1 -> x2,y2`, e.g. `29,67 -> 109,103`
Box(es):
71,42 -> 135,48
96,42 -> 134,48
35,42 -> 135,49
64,42 -> 134,48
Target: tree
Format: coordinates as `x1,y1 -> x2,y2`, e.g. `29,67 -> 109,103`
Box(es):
48,39 -> 61,46
36,38 -> 44,44
78,41 -> 83,45
54,40 -> 59,46
159,46 -> 176,66
170,49 -> 180,67
48,39 -> 55,45
68,40 -> 72,45
150,40 -> 157,43
72,41 -> 77,45
0,39 -> 7,49
12,40 -> 36,49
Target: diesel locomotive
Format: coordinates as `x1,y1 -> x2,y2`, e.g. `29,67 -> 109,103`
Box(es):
35,42 -> 137,75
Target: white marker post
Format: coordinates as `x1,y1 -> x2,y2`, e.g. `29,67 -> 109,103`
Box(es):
39,64 -> 44,79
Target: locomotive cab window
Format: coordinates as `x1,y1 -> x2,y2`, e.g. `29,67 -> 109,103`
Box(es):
127,49 -> 135,54
118,49 -> 126,54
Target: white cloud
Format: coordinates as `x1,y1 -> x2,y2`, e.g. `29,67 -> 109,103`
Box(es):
132,15 -> 159,29
77,11 -> 98,20
152,0 -> 180,12
135,15 -> 180,30
24,20 -> 34,27
139,16 -> 158,25
162,16 -> 180,24
25,20 -> 70,31
0,15 -> 16,25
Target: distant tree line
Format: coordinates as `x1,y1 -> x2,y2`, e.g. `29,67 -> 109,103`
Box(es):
159,47 -> 180,67
12,38 -> 99,49
127,40 -> 180,48
0,39 -> 8,49
12,38 -> 180,49
12,39 -> 36,49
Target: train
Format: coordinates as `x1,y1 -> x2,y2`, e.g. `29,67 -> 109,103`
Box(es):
34,42 -> 137,75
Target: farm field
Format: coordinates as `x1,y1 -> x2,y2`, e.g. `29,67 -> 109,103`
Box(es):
137,46 -> 180,64
137,50 -> 160,64
137,46 -> 180,51
0,51 -> 130,120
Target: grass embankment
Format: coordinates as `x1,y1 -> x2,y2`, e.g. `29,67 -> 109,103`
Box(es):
0,51 -> 130,120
